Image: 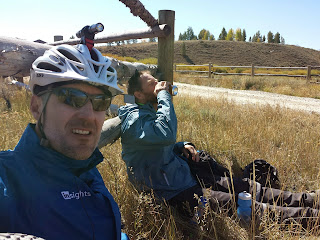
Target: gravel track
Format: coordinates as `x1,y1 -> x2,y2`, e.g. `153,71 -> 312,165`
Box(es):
175,82 -> 320,114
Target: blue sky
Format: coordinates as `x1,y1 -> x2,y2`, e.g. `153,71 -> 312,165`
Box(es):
1,0 -> 319,50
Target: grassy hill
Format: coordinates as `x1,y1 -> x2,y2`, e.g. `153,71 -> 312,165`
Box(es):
99,40 -> 320,67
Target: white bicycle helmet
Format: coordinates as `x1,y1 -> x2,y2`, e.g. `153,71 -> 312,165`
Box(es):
30,44 -> 123,96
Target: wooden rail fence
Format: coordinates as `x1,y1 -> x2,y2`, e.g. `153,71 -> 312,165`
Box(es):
174,63 -> 320,81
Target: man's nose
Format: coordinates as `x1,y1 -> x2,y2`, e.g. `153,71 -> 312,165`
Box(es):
78,100 -> 95,119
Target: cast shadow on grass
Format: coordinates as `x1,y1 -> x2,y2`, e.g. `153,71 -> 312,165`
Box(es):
183,54 -> 195,65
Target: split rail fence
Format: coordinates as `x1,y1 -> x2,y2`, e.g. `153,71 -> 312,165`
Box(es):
174,64 -> 320,81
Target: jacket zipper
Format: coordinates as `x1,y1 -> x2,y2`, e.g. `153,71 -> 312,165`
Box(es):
160,170 -> 170,186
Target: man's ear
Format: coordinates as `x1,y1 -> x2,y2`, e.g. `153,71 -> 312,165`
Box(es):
30,95 -> 43,120
133,91 -> 143,103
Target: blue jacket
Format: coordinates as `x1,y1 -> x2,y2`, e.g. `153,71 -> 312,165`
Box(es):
118,91 -> 197,200
0,124 -> 122,240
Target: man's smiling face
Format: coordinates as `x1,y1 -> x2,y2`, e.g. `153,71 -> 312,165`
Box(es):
33,83 -> 106,160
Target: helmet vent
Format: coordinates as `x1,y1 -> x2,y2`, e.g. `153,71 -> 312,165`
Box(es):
70,64 -> 80,74
37,62 -> 61,72
57,49 -> 81,63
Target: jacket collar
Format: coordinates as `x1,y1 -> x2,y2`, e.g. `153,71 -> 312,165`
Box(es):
14,124 -> 104,176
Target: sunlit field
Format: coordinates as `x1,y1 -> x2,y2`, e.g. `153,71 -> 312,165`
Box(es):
174,73 -> 320,99
1,76 -> 320,239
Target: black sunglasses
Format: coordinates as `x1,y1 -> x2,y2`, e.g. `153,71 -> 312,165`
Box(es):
49,87 -> 112,112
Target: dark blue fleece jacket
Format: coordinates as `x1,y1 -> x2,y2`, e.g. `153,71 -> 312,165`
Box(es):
0,124 -> 122,240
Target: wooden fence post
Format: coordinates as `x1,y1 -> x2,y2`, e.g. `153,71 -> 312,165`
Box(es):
208,63 -> 212,78
251,64 -> 255,77
307,65 -> 311,82
158,10 -> 175,84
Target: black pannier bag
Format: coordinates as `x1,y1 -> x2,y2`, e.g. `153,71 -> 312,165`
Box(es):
242,159 -> 281,189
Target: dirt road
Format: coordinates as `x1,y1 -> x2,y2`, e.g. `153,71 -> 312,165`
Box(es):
175,82 -> 320,114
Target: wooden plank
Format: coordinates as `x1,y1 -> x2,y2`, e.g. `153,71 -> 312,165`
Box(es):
213,72 -> 251,76
255,73 -> 306,77
176,64 -> 209,67
175,70 -> 208,73
158,10 -> 175,83
211,65 -> 252,68
50,24 -> 170,46
254,66 -> 307,69
307,65 -> 311,80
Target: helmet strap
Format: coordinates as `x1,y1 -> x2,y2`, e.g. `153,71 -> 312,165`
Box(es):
37,92 -> 52,148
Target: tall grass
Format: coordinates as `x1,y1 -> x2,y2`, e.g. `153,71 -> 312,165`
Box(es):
1,78 -> 320,239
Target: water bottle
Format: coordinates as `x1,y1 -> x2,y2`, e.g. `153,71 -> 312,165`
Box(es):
121,232 -> 130,240
190,196 -> 207,224
169,84 -> 178,96
237,191 -> 252,224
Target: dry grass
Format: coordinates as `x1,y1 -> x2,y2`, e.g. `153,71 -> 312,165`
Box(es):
174,73 -> 320,99
1,77 -> 320,239
98,40 -> 320,67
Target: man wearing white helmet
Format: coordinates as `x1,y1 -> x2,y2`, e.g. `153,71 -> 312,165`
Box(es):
0,44 -> 128,240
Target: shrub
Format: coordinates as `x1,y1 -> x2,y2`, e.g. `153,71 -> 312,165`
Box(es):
140,58 -> 158,65
235,68 -> 244,73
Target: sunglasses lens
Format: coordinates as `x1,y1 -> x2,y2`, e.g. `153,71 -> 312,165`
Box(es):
55,88 -> 111,111
57,88 -> 86,108
91,95 -> 111,111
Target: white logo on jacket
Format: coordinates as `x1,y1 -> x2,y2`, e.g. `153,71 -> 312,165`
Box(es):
61,191 -> 91,200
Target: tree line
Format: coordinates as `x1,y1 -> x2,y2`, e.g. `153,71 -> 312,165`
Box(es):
178,26 -> 285,44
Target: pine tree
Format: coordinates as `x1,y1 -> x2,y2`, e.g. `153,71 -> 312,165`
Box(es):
218,27 -> 227,40
179,27 -> 196,40
186,27 -> 197,40
280,36 -> 285,44
262,35 -> 266,42
242,29 -> 246,41
252,31 -> 261,42
267,31 -> 274,43
274,32 -> 280,43
182,32 -> 187,40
